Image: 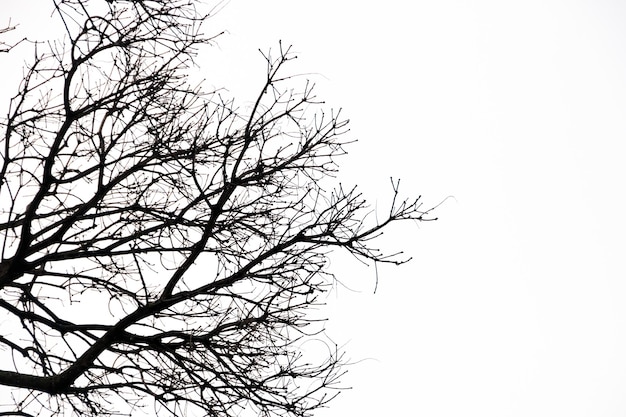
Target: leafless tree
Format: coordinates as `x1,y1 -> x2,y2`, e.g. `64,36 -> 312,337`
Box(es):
0,1 -> 435,416
0,20 -> 26,54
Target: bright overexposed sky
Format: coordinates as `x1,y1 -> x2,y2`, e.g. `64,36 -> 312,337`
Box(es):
3,1 -> 626,416
204,1 -> 626,416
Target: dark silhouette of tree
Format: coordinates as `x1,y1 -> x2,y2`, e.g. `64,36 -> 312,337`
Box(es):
0,1 -> 435,416
0,21 -> 24,53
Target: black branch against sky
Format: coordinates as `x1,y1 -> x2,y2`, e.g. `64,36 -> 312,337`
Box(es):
0,1 -> 435,416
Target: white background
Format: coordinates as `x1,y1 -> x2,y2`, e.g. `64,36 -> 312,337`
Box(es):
4,1 -> 626,416
205,1 -> 626,416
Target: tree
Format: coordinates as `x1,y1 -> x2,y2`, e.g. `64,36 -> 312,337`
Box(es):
0,1 -> 434,416
0,21 -> 25,54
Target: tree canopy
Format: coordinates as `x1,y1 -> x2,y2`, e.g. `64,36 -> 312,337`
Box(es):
0,1 -> 434,416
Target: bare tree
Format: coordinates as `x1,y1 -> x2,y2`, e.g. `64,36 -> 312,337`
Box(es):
0,1 -> 435,416
0,20 -> 26,54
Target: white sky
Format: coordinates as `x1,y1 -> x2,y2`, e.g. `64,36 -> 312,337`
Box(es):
205,1 -> 626,416
4,1 -> 626,416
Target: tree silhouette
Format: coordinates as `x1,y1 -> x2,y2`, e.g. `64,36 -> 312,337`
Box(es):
0,1 -> 434,416
0,20 -> 24,54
